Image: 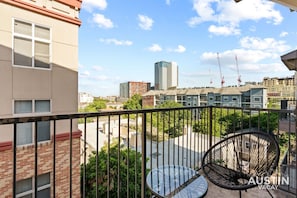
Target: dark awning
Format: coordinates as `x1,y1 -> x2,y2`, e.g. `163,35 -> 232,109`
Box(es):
281,49 -> 297,71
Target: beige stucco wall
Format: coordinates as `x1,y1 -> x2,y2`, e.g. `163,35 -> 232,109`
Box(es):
0,2 -> 79,141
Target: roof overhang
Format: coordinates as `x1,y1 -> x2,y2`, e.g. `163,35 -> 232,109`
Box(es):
234,0 -> 297,11
281,49 -> 297,71
271,0 -> 297,11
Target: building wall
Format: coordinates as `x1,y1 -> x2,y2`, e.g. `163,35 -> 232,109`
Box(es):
128,81 -> 151,98
142,86 -> 267,108
120,82 -> 129,98
0,0 -> 81,197
120,81 -> 150,98
154,61 -> 178,90
142,95 -> 155,107
263,77 -> 295,102
0,132 -> 81,197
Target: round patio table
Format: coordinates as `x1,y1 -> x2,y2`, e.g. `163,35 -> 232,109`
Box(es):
146,165 -> 208,198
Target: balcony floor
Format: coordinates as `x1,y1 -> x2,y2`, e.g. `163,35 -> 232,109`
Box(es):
203,176 -> 295,198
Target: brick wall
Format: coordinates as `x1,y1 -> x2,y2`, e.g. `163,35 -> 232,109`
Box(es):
0,132 -> 81,197
129,82 -> 150,97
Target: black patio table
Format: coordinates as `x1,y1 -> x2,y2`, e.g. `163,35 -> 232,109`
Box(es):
146,165 -> 208,197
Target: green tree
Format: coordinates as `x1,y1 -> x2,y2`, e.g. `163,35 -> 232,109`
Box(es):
147,101 -> 188,139
123,94 -> 142,110
248,112 -> 278,133
79,99 -> 107,123
193,108 -> 279,137
82,140 -> 146,198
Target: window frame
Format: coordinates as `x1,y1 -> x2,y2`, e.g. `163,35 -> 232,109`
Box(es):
12,18 -> 51,70
14,99 -> 51,146
16,173 -> 51,198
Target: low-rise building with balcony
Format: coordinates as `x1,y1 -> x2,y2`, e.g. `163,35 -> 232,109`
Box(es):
142,85 -> 267,108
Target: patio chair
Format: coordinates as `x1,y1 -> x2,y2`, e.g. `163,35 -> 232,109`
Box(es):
201,131 -> 280,198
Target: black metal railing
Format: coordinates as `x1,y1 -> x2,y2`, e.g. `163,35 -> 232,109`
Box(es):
0,106 -> 296,197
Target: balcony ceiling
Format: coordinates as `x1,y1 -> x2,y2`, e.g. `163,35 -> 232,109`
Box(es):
281,49 -> 297,70
271,0 -> 297,11
235,0 -> 297,11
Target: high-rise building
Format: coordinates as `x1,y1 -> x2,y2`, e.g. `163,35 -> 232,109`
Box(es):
120,81 -> 151,98
154,61 -> 178,90
0,0 -> 82,197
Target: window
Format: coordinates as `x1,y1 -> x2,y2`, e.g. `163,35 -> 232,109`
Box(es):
14,100 -> 51,145
16,173 -> 50,198
13,20 -> 50,68
254,97 -> 261,102
245,141 -> 250,149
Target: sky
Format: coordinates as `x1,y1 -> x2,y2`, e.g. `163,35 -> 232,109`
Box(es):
78,0 -> 297,97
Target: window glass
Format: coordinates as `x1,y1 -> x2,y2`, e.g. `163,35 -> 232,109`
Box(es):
15,100 -> 32,114
35,26 -> 50,40
35,100 -> 50,112
14,20 -> 32,36
13,20 -> 50,68
37,173 -> 50,187
37,121 -> 50,142
34,42 -> 50,68
16,177 -> 32,194
37,188 -> 50,198
16,173 -> 50,198
16,123 -> 33,145
14,37 -> 32,66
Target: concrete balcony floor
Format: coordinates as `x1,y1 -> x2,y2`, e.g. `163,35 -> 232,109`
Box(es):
204,176 -> 295,198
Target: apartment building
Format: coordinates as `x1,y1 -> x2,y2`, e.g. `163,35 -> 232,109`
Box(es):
78,92 -> 94,108
0,0 -> 82,197
142,85 -> 267,109
263,76 -> 295,102
120,81 -> 151,98
154,61 -> 178,90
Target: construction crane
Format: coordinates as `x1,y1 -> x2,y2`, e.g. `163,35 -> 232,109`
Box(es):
217,52 -> 225,87
209,68 -> 213,85
235,55 -> 241,86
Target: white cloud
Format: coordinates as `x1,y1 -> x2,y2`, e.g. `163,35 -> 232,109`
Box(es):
166,0 -> 171,5
93,14 -> 114,29
188,0 -> 283,36
148,44 -> 162,52
80,71 -> 90,78
92,66 -> 104,71
82,0 -> 107,12
100,38 -> 133,46
138,15 -> 154,30
95,75 -> 109,81
174,45 -> 186,53
240,36 -> 290,53
208,25 -> 240,36
280,31 -> 288,37
78,63 -> 84,68
200,40 -> 290,75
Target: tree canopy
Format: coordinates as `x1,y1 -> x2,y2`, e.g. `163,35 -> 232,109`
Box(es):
82,140 -> 145,198
123,94 -> 142,110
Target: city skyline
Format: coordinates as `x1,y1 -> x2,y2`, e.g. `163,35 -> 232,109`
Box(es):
78,0 -> 297,96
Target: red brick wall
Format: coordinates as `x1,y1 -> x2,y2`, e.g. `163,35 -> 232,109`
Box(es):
129,82 -> 150,97
142,95 -> 155,107
0,132 -> 81,197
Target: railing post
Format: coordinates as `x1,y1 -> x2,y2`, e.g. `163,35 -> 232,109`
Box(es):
209,106 -> 213,149
141,112 -> 147,198
295,105 -> 297,195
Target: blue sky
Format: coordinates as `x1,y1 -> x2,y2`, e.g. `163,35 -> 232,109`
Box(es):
78,0 -> 297,96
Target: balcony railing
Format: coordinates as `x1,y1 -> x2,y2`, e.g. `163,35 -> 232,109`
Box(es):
0,106 -> 296,197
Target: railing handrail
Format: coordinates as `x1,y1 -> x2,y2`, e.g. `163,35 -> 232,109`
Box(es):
0,106 -> 294,125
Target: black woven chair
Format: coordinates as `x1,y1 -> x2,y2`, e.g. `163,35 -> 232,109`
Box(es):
201,131 -> 280,197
